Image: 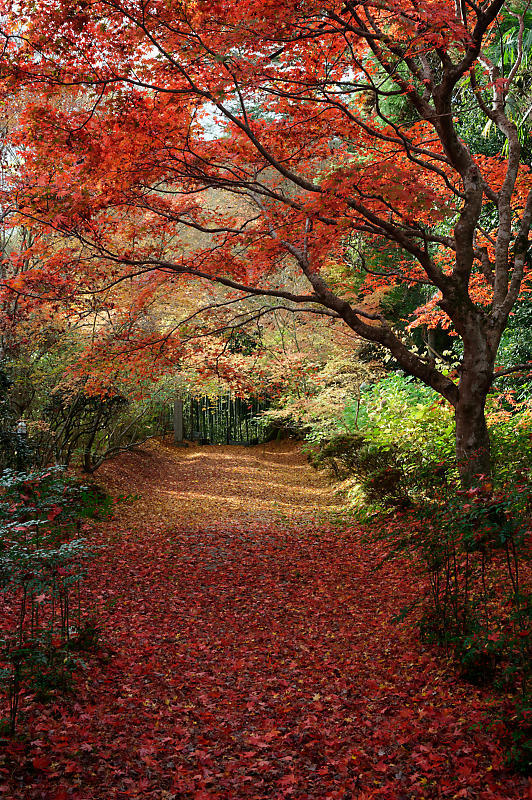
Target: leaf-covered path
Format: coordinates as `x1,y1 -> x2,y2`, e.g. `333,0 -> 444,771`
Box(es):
4,441 -> 529,799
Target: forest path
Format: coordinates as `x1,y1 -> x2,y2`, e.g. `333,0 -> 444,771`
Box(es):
13,440 -> 527,800
97,438 -> 342,531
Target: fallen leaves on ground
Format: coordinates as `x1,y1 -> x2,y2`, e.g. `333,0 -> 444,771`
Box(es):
0,440 -> 528,799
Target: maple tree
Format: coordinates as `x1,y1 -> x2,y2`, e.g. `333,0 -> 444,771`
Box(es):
1,0 -> 532,485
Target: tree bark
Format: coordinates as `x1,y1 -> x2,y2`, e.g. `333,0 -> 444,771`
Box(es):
455,361 -> 492,486
454,395 -> 492,487
450,311 -> 499,487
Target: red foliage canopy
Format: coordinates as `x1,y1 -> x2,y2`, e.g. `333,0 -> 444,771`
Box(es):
1,0 -> 531,478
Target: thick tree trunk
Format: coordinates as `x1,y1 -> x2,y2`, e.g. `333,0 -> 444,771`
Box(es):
454,396 -> 492,487
454,327 -> 497,488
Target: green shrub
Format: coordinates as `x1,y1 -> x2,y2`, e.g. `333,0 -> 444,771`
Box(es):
0,467 -> 105,733
489,400 -> 532,486
309,374 -> 455,507
310,433 -> 414,508
349,374 -> 456,491
313,374 -> 532,506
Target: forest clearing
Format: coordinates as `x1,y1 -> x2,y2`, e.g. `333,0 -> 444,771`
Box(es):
0,440 -> 529,799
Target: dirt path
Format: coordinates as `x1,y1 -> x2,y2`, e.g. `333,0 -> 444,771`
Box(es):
97,439 -> 342,529
7,441 -> 528,800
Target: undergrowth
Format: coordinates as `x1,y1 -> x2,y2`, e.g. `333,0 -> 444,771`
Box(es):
349,481 -> 532,775
0,468 -> 110,735
304,375 -> 532,775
